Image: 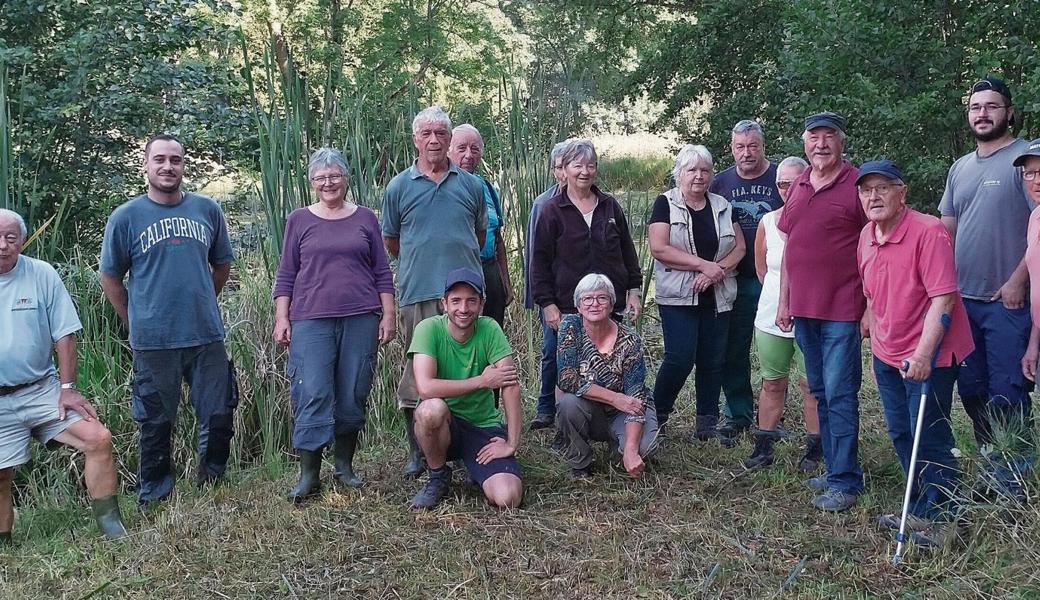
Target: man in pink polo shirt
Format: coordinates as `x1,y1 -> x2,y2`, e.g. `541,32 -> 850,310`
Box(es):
857,159 -> 974,546
776,112 -> 866,512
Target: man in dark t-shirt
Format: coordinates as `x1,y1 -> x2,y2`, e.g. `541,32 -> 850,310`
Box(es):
709,120 -> 782,444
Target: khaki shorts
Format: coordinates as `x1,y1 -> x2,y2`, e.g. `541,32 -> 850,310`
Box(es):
0,377 -> 82,469
397,298 -> 444,409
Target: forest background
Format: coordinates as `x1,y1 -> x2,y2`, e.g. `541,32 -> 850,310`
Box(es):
2,0 -> 1040,597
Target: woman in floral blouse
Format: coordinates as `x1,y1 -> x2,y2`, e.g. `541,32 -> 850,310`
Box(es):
555,273 -> 660,480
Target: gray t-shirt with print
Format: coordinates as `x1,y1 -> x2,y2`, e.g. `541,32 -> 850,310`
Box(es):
938,138 -> 1036,300
100,192 -> 234,350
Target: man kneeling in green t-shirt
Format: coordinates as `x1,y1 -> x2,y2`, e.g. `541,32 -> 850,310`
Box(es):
408,267 -> 524,509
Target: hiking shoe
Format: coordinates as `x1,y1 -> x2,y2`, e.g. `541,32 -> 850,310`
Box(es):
743,430 -> 778,469
812,489 -> 858,512
805,474 -> 828,492
717,419 -> 749,448
876,513 -> 930,532
693,414 -> 719,441
911,522 -> 962,548
799,434 -> 823,473
409,466 -> 452,510
529,413 -> 555,431
568,465 -> 595,481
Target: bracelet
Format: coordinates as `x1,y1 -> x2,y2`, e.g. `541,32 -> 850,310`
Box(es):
60,381 -> 77,390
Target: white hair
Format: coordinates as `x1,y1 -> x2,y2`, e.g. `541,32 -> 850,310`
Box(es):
452,124 -> 484,148
573,273 -> 616,307
671,144 -> 714,183
412,106 -> 452,135
307,147 -> 350,180
0,208 -> 27,241
802,128 -> 846,142
550,140 -> 572,168
560,138 -> 598,166
776,156 -> 808,174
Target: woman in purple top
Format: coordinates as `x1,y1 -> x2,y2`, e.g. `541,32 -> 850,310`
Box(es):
273,147 -> 396,501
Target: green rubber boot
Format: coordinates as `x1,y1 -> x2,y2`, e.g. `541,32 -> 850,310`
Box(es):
92,495 -> 128,540
333,432 -> 363,488
288,449 -> 323,503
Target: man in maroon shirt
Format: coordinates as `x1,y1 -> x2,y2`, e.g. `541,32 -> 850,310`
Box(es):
777,112 -> 866,512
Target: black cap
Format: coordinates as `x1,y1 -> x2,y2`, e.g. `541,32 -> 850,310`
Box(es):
969,76 -> 1012,103
1013,139 -> 1040,167
856,159 -> 904,185
804,111 -> 846,133
444,267 -> 485,296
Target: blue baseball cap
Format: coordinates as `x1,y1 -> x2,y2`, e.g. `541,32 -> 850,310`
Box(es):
804,111 -> 846,133
1013,139 -> 1040,167
856,159 -> 904,185
444,267 -> 485,296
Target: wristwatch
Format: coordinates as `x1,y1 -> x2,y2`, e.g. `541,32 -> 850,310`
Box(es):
60,381 -> 77,390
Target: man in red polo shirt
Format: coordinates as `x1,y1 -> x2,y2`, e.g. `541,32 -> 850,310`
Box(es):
776,112 -> 865,512
857,159 -> 974,546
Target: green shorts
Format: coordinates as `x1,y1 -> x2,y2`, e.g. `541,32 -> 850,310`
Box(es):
754,328 -> 805,381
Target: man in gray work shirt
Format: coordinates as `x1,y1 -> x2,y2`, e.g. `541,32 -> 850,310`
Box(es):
100,134 -> 237,507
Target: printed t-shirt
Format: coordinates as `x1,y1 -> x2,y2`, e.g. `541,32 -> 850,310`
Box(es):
710,163 -> 781,277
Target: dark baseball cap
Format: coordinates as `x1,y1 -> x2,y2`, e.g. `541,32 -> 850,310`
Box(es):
804,111 -> 846,133
856,159 -> 904,185
1012,139 -> 1040,167
969,76 -> 1012,103
444,267 -> 485,296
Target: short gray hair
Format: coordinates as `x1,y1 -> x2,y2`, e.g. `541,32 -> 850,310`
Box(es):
0,208 -> 27,241
776,156 -> 808,175
307,147 -> 350,180
573,273 -> 616,307
412,106 -> 452,135
671,144 -> 714,183
801,128 -> 846,142
550,139 -> 572,169
560,138 -> 597,166
452,124 -> 484,148
731,119 -> 764,141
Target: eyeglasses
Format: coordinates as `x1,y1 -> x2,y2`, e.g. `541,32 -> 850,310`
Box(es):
777,180 -> 794,190
1024,170 -> 1040,181
967,103 -> 1009,114
310,174 -> 344,184
857,183 -> 905,198
580,294 -> 612,306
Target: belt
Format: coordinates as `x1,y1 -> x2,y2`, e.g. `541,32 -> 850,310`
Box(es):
0,377 -> 46,396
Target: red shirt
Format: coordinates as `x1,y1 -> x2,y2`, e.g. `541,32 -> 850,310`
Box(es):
858,209 -> 974,369
777,161 -> 866,321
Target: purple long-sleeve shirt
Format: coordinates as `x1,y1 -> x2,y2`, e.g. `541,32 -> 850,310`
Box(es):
273,206 -> 395,321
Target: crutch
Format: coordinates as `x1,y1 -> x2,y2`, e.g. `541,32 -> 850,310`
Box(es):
892,313 -> 951,566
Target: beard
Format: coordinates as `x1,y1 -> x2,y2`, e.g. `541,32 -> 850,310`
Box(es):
972,114 -> 1010,142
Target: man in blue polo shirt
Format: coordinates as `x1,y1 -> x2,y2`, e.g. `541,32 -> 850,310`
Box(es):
382,106 -> 488,477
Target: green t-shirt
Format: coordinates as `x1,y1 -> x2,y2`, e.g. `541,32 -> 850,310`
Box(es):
407,314 -> 512,428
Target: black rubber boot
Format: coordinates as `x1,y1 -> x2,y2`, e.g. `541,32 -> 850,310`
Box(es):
333,432 -> 363,488
91,495 -> 128,540
799,433 -> 823,473
693,414 -> 719,441
0,532 -> 11,546
288,449 -> 323,503
403,409 -> 427,478
743,430 -> 778,469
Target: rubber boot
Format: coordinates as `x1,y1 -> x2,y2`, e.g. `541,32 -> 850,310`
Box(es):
743,429 -> 778,469
693,414 -> 719,441
799,433 -> 823,473
333,432 -> 363,488
0,532 -> 11,546
403,409 -> 427,478
91,495 -> 128,540
288,449 -> 323,502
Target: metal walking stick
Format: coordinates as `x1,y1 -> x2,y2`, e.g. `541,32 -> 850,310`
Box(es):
892,313 -> 951,566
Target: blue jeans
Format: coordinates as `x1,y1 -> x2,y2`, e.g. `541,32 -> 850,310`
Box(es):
653,304 -> 731,425
958,298 -> 1033,447
721,276 -> 761,428
536,309 -> 559,418
794,318 -> 863,495
874,357 -> 959,520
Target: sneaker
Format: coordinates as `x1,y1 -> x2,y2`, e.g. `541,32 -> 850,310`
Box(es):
529,413 -> 554,431
812,489 -> 858,512
805,474 -> 828,492
876,513 -> 930,532
911,522 -> 961,548
409,466 -> 452,510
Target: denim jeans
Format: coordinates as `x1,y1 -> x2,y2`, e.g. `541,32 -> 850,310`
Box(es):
794,318 -> 863,494
721,276 -> 761,428
536,309 -> 559,418
874,357 -> 959,520
653,304 -> 731,425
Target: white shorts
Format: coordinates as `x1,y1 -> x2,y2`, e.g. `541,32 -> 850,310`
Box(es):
0,377 -> 82,469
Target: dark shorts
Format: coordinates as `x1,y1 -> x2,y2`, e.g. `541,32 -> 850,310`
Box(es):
446,417 -> 523,486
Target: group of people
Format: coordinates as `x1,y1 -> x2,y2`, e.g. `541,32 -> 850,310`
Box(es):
1,76 -> 1037,551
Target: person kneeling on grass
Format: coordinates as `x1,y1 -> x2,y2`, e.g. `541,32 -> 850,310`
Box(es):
0,209 -> 127,544
408,268 -> 523,510
557,273 -> 661,479
856,161 -> 975,547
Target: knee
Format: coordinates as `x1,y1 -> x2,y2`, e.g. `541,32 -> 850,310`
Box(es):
557,393 -> 584,419
414,398 -> 450,430
485,478 -> 523,508
762,378 -> 788,395
80,424 -> 114,456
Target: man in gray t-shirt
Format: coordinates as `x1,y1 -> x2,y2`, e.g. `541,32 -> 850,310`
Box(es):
100,134 -> 237,505
939,77 -> 1035,452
